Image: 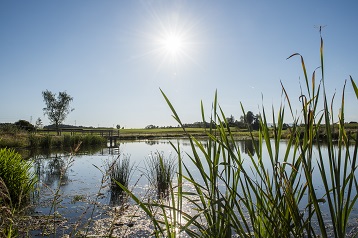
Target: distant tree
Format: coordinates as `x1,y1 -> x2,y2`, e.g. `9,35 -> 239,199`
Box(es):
145,124 -> 158,129
42,90 -> 74,135
246,111 -> 255,125
226,115 -> 236,127
282,123 -> 290,130
116,124 -> 121,129
235,119 -> 246,129
35,117 -> 43,130
252,114 -> 261,131
244,111 -> 261,131
14,120 -> 35,132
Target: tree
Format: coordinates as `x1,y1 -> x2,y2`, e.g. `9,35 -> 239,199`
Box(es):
246,111 -> 255,125
42,90 -> 74,135
35,117 -> 43,130
14,120 -> 35,132
226,115 -> 236,127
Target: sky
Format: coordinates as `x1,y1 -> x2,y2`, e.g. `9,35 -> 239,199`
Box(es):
1,1 -> 357,128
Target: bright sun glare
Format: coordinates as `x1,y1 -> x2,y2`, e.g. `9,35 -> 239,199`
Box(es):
139,4 -> 201,71
162,33 -> 183,55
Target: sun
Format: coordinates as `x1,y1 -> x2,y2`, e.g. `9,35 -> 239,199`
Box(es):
162,32 -> 184,56
135,3 -> 202,71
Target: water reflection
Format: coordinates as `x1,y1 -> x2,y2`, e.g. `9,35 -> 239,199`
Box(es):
45,155 -> 69,186
240,140 -> 259,156
25,139 -> 357,236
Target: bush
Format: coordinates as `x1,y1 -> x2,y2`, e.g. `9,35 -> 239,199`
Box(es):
14,120 -> 35,132
0,148 -> 37,207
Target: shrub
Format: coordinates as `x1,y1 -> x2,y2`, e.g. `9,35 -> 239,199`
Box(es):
63,134 -> 71,147
40,134 -> 52,148
28,134 -> 40,148
14,120 -> 35,132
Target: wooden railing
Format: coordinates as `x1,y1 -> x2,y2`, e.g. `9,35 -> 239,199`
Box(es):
40,128 -> 120,137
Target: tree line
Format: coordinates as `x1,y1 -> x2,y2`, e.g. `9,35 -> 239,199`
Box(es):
145,111 -> 261,131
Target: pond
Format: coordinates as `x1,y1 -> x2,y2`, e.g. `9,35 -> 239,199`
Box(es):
26,139 -> 358,237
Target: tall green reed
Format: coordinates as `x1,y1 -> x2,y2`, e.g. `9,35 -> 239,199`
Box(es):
0,148 -> 37,237
106,153 -> 134,197
0,148 -> 37,207
145,151 -> 177,199
116,34 -> 358,237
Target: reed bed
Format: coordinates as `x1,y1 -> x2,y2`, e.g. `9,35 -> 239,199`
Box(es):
0,148 -> 37,208
0,148 -> 37,236
28,134 -> 106,149
145,151 -> 177,199
107,154 -> 134,195
118,35 -> 358,237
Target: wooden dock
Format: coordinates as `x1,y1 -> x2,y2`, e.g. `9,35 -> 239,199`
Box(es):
41,128 -> 120,146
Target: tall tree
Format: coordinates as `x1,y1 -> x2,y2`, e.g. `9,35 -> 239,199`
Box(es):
245,111 -> 256,131
42,90 -> 74,135
246,111 -> 255,124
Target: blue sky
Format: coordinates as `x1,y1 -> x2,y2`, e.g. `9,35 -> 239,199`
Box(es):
1,1 -> 357,128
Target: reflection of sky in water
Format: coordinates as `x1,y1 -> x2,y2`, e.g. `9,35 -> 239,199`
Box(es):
30,139 -> 358,235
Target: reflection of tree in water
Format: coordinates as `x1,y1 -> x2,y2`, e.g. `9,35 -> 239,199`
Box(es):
44,155 -> 69,187
145,140 -> 159,146
240,140 -> 259,156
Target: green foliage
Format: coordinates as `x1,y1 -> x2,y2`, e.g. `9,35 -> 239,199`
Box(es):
40,134 -> 53,148
0,123 -> 20,134
42,90 -> 74,135
14,120 -> 35,132
0,148 -> 37,208
27,134 -> 106,149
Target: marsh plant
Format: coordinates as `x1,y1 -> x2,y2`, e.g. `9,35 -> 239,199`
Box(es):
28,134 -> 106,149
145,151 -> 177,199
0,148 -> 37,207
0,148 -> 37,236
106,154 -> 135,199
119,35 -> 358,237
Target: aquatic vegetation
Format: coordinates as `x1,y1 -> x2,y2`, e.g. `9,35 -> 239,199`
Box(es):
107,154 -> 134,195
28,134 -> 106,149
0,148 -> 37,237
0,148 -> 37,207
145,151 -> 177,199
118,35 -> 358,237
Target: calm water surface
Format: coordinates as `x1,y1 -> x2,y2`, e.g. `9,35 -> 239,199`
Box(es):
28,139 -> 358,236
